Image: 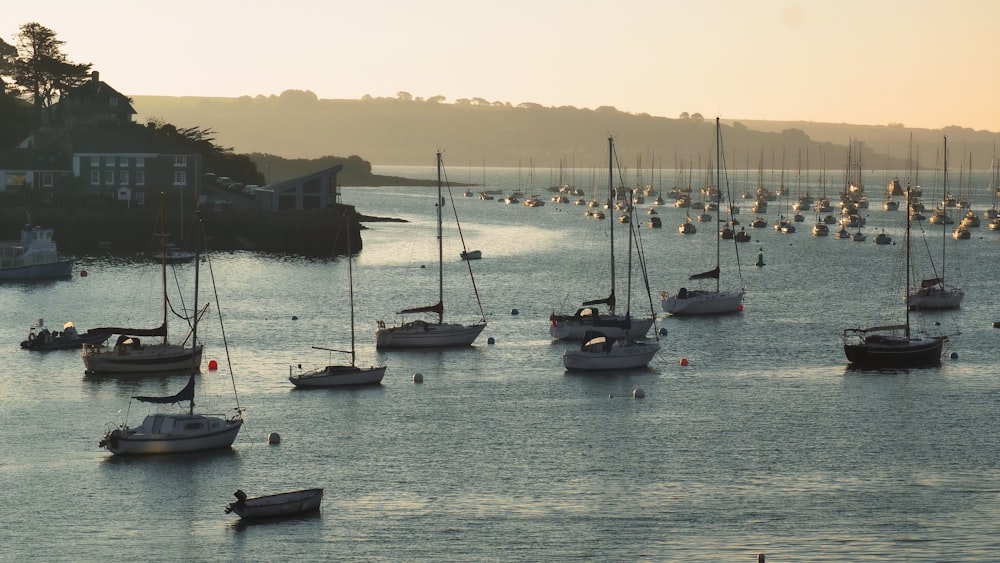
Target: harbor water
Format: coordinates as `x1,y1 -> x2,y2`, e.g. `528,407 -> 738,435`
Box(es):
3,162 -> 1000,561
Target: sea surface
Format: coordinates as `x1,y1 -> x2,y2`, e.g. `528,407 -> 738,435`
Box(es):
3,161 -> 1000,562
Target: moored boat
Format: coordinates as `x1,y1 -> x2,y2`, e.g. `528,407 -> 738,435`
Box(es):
0,225 -> 73,281
225,488 -> 324,519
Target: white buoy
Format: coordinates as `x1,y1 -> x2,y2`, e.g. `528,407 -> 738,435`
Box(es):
412,372 -> 424,383
267,432 -> 281,445
632,387 -> 645,399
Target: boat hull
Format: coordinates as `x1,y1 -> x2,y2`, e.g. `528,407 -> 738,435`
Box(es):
0,259 -> 74,281
375,322 -> 485,348
101,415 -> 242,455
563,337 -> 660,371
907,289 -> 965,310
290,365 -> 386,387
662,290 -> 744,315
225,488 -> 324,519
83,343 -> 204,374
843,335 -> 946,369
21,332 -> 110,351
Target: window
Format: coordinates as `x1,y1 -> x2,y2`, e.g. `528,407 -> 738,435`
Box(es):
119,170 -> 129,185
90,156 -> 99,167
118,157 -> 127,167
173,171 -> 187,186
90,170 -> 100,185
173,156 -> 187,167
106,156 -> 116,167
42,173 -> 53,188
109,97 -> 118,107
135,170 -> 145,186
136,157 -> 144,168
136,191 -> 145,206
105,171 -> 115,185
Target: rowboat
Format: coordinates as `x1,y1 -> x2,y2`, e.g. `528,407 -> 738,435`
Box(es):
224,488 -> 324,519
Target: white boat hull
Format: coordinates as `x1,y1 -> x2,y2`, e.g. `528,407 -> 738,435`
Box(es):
0,259 -> 73,280
290,365 -> 386,387
375,322 -> 485,348
549,316 -> 654,340
662,290 -> 744,315
563,340 -> 660,371
907,289 -> 965,310
101,413 -> 242,455
83,343 -> 203,374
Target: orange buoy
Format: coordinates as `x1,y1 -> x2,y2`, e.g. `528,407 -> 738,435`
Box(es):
680,358 -> 689,366
208,359 -> 218,370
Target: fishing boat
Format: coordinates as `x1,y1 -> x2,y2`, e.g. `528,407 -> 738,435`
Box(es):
908,137 -> 965,310
290,217 -> 386,388
550,137 -> 655,341
843,185 -> 947,368
562,138 -> 660,370
375,152 -> 487,348
0,225 -> 74,281
225,488 -> 323,519
83,196 -> 204,374
662,118 -> 746,316
20,319 -> 110,351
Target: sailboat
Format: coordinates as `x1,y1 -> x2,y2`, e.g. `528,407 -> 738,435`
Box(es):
662,118 -> 746,316
550,137 -> 655,341
83,195 -> 205,374
374,151 -> 487,348
908,136 -> 965,310
563,136 -> 660,371
291,216 -> 386,387
99,209 -> 244,455
843,185 -> 947,368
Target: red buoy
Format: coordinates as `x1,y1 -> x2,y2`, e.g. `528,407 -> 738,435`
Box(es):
208,359 -> 218,370
80,270 -> 88,277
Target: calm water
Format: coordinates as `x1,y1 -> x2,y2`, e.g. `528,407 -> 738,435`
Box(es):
4,162 -> 1000,562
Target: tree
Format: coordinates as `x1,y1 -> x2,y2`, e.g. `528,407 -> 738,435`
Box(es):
11,23 -> 91,126
0,37 -> 16,93
679,112 -> 690,120
396,91 -> 413,101
690,113 -> 704,122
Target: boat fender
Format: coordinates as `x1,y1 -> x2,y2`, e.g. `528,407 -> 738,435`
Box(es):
659,291 -> 668,300
28,332 -> 34,341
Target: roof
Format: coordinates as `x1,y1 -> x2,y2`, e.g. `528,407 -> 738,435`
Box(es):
69,127 -> 197,155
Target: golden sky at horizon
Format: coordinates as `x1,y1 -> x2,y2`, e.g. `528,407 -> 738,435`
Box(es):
6,0 -> 1000,131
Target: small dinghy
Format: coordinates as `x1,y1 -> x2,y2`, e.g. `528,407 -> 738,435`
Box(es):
225,488 -> 324,519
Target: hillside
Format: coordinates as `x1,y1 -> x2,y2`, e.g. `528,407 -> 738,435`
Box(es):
132,92 -> 1000,173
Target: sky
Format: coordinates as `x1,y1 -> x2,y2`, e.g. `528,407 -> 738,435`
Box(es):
6,0 -> 1000,132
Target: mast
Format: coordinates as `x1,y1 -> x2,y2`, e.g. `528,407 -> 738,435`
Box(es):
347,217 -> 356,367
159,194 -> 169,345
942,136 -> 948,286
608,136 -> 617,316
715,118 -> 722,293
436,151 -> 444,325
190,207 -> 201,414
905,175 -> 911,339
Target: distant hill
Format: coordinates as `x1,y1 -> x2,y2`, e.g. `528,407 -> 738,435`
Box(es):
133,91 -> 1000,174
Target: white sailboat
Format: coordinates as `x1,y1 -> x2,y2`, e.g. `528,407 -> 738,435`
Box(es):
99,210 -> 244,455
550,136 -> 655,341
662,118 -> 746,315
563,136 -> 660,371
291,216 -> 386,387
908,136 -> 965,310
83,195 -> 204,374
375,151 -> 487,348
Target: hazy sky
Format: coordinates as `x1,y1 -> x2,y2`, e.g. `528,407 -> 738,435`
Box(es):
7,0 -> 1000,131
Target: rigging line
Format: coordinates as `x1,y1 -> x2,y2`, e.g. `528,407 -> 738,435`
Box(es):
440,154 -> 487,322
198,212 -> 245,420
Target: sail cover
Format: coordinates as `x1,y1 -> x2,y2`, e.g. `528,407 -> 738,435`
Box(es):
689,266 -> 720,280
133,374 -> 195,404
398,301 -> 444,315
89,322 -> 168,337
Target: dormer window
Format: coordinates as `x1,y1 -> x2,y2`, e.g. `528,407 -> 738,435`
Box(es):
109,97 -> 118,107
